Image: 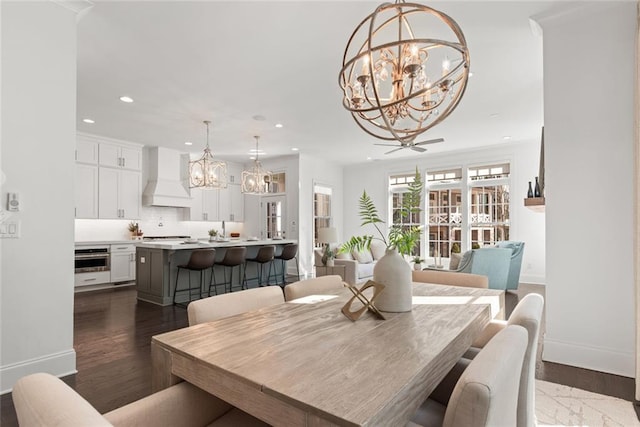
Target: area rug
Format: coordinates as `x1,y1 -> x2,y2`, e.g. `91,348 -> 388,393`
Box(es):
536,380 -> 639,426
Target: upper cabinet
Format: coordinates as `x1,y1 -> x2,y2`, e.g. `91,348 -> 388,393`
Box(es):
75,133 -> 142,219
99,143 -> 141,171
76,139 -> 99,164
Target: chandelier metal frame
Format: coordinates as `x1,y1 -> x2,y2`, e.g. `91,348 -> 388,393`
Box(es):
241,136 -> 273,195
189,120 -> 228,189
339,1 -> 470,144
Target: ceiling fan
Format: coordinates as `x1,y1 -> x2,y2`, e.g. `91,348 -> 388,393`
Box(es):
374,138 -> 444,155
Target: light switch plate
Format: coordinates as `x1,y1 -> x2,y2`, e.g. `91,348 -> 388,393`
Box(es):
0,220 -> 20,238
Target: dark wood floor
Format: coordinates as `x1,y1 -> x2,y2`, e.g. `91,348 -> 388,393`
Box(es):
1,284 -> 636,425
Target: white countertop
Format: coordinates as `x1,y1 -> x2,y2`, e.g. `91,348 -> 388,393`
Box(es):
135,238 -> 297,250
75,240 -> 137,246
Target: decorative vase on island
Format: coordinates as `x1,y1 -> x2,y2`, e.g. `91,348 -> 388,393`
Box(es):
327,258 -> 335,267
534,176 -> 541,197
373,248 -> 413,312
527,181 -> 534,198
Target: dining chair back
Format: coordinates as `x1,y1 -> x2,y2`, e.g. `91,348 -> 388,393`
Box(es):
188,285 -> 285,325
467,293 -> 544,427
410,325 -> 527,427
12,372 -> 267,427
283,275 -> 345,301
412,269 -> 488,288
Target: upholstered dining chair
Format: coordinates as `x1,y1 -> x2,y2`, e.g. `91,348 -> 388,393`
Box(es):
187,285 -> 285,325
412,269 -> 488,288
409,325 -> 528,427
12,372 -> 267,427
430,293 -> 544,427
283,275 -> 345,301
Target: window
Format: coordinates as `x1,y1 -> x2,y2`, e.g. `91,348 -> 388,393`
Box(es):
313,185 -> 332,247
390,173 -> 422,256
427,168 -> 463,260
424,163 -> 511,263
469,163 -> 510,247
268,172 -> 286,193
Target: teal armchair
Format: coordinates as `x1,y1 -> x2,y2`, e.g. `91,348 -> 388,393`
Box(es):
495,241 -> 525,290
454,241 -> 525,290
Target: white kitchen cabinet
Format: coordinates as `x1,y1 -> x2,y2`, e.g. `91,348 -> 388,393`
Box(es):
75,271 -> 111,288
227,163 -> 242,185
76,139 -> 98,164
99,168 -> 141,219
110,244 -> 136,282
219,184 -> 244,222
75,164 -> 98,218
188,188 -> 219,221
99,143 -> 141,171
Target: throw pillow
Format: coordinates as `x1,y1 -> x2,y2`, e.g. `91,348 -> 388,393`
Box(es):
449,252 -> 462,270
353,249 -> 374,264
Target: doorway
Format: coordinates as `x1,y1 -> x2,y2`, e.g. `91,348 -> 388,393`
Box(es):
262,195 -> 286,239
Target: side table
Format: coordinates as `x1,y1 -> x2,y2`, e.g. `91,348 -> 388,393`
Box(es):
316,264 -> 346,281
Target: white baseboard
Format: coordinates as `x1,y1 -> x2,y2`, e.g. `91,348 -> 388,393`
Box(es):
519,274 -> 545,284
0,349 -> 76,394
543,337 -> 634,378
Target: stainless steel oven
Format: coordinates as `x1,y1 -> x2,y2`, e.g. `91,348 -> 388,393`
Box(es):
74,246 -> 110,273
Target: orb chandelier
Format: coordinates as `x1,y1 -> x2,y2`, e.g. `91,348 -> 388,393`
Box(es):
189,120 -> 227,189
339,0 -> 470,144
241,136 -> 273,195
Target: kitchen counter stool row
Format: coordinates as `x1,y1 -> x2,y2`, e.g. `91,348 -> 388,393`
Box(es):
172,243 -> 300,306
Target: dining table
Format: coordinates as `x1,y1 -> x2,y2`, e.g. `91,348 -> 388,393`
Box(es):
151,282 -> 504,426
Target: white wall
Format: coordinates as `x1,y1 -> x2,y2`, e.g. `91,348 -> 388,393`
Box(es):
0,2 -> 78,392
299,154 -> 345,276
538,2 -> 636,377
342,141 -> 545,283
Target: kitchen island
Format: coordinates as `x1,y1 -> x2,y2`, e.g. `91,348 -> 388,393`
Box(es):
136,239 -> 297,306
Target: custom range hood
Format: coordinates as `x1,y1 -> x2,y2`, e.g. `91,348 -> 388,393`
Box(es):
142,146 -> 191,208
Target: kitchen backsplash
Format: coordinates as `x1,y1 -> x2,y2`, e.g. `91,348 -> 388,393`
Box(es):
75,206 -> 244,242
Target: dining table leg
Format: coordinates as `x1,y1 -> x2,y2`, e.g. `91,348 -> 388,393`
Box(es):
151,341 -> 181,392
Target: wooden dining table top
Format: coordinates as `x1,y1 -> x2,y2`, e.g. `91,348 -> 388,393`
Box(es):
151,282 -> 504,427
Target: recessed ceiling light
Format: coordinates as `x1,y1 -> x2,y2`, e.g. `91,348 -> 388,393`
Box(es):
249,156 -> 256,160
367,156 -> 372,161
184,141 -> 193,146
469,72 -> 474,77
82,118 -> 95,124
503,136 -> 512,140
291,147 -> 299,151
119,96 -> 134,103
275,123 -> 283,128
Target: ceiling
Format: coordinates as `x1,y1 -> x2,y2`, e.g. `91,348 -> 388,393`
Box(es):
76,1 -> 555,166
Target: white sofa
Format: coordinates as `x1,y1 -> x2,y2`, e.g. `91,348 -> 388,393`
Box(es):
314,240 -> 386,285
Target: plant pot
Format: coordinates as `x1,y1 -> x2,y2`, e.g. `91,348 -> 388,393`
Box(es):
209,236 -> 216,242
413,263 -> 422,271
326,258 -> 335,267
373,248 -> 412,312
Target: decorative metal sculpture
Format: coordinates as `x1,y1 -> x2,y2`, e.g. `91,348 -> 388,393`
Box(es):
342,280 -> 386,321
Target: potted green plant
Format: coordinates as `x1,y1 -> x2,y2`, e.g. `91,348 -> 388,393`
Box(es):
208,229 -> 218,242
322,247 -> 336,267
411,256 -> 424,271
127,221 -> 138,239
341,167 -> 423,312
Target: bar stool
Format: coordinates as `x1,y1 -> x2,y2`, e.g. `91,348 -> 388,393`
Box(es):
173,249 -> 216,305
274,243 -> 299,285
244,245 -> 276,287
214,247 -> 247,293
